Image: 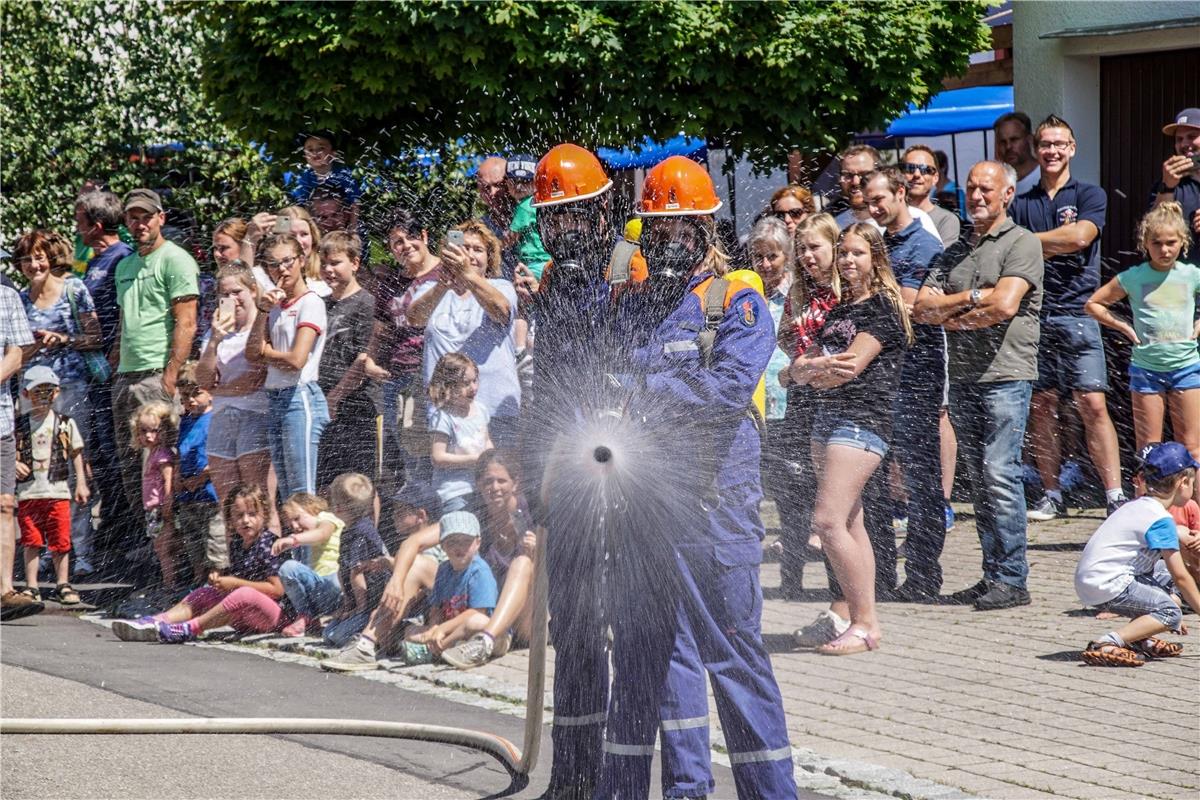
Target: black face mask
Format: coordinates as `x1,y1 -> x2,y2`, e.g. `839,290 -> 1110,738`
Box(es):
539,201 -> 610,278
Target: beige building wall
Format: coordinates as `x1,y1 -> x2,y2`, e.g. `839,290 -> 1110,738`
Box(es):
1012,1 -> 1198,183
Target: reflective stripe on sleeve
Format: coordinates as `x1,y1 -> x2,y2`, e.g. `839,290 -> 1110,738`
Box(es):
728,745 -> 793,765
663,340 -> 699,353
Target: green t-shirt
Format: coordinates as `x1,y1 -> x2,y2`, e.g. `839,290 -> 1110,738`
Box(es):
1116,260 -> 1200,372
509,196 -> 550,278
115,239 -> 200,372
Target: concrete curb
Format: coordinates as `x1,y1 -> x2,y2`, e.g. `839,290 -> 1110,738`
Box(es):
81,614 -> 973,800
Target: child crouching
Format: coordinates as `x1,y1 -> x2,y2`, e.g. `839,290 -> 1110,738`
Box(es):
1075,442 -> 1200,666
322,472 -> 388,648
111,485 -> 291,643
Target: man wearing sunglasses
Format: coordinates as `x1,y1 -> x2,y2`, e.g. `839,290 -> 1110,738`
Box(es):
902,145 -> 961,246
834,144 -> 943,244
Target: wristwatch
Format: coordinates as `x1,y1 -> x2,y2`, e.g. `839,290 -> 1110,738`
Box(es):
969,288 -> 983,308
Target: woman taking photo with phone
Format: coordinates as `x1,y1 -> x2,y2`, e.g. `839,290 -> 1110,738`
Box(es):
406,220 -> 520,449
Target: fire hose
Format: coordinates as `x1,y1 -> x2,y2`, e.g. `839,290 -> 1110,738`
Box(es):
0,530 -> 552,788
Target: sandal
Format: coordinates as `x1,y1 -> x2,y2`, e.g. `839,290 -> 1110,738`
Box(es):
1081,640 -> 1145,667
18,586 -> 41,603
1130,637 -> 1183,659
817,626 -> 879,656
56,583 -> 80,605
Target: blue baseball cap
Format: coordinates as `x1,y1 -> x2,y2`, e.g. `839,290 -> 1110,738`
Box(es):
506,154 -> 538,181
1136,442 -> 1200,482
439,510 -> 481,542
392,480 -> 439,515
1163,108 -> 1200,136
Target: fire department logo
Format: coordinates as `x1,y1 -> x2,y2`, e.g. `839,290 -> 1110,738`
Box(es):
740,298 -> 756,327
550,177 -> 565,198
1057,205 -> 1078,226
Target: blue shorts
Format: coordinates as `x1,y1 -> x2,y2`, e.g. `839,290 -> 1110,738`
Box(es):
1035,315 -> 1109,393
812,415 -> 889,458
1129,361 -> 1200,394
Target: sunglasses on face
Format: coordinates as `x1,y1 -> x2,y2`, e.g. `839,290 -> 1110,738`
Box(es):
839,171 -> 873,183
901,163 -> 937,176
773,208 -> 806,220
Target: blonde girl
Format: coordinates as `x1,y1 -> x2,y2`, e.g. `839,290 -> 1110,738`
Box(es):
428,352 -> 493,513
788,222 -> 911,655
195,262 -> 278,531
1086,202 -> 1200,500
132,401 -> 181,590
246,232 -> 330,500
271,491 -> 345,636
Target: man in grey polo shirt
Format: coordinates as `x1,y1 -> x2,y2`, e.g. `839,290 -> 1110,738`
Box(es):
915,161 -> 1044,611
110,188 -> 199,548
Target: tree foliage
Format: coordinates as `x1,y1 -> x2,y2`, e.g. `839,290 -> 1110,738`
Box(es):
191,0 -> 991,169
0,0 -> 287,246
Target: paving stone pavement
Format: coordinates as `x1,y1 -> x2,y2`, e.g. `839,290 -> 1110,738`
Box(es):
80,503 -> 1198,799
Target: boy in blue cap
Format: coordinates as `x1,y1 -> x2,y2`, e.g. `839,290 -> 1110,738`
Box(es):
1075,442 -> 1200,666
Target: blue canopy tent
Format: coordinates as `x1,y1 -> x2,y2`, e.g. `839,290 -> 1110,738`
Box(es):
886,85 -> 1013,137
598,135 -> 707,170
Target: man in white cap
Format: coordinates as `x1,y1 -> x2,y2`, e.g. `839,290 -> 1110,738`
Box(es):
1153,107 -> 1200,253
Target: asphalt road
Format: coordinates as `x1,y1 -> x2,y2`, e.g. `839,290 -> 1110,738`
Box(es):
2,614 -> 823,800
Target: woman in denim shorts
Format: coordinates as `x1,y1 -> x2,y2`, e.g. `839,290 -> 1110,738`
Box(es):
788,223 -> 912,655
196,262 -> 277,529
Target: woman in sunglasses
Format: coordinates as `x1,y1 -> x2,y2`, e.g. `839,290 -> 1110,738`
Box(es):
769,184 -> 816,235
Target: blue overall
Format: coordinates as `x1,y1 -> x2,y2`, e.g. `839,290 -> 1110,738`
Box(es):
597,274 -> 797,800
528,255 -> 630,798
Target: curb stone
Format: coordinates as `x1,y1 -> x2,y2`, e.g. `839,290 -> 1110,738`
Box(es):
82,613 -> 974,799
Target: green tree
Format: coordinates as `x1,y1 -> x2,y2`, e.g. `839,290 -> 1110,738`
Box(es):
0,0 -> 287,248
191,0 -> 990,169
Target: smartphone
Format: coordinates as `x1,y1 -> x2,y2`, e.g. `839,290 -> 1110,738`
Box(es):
218,296 -> 236,320
273,216 -> 291,234
1192,152 -> 1200,168
447,230 -> 465,247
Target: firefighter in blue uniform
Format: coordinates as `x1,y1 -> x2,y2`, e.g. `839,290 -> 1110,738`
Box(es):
596,156 -> 798,800
523,143 -> 648,800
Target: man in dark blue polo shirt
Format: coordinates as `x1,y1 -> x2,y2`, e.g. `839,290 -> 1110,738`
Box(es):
1012,115 -> 1126,519
1152,108 -> 1200,254
865,167 -> 947,601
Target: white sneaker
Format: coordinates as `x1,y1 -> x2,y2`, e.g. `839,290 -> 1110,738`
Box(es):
441,632 -> 511,670
793,610 -> 850,648
321,638 -> 380,672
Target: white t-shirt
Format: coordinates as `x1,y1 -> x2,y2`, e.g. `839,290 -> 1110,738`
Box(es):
430,401 -> 491,504
203,329 -> 268,414
265,291 -> 326,389
1074,496 -> 1180,606
18,410 -> 83,501
417,279 -> 521,421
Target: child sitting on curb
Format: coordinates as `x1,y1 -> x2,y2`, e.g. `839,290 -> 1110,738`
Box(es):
272,492 -> 344,636
1075,442 -> 1200,666
321,472 -> 388,648
398,511 -> 497,666
112,485 -> 290,643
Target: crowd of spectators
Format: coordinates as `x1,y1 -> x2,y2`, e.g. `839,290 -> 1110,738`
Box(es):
1,112 -> 1198,672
